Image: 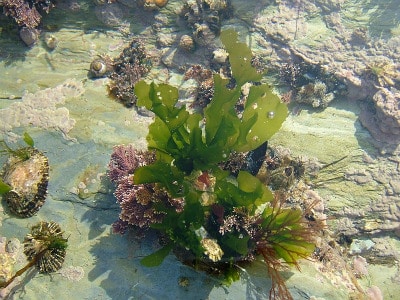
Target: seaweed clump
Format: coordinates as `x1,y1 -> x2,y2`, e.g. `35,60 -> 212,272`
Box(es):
1,0 -> 55,28
109,30 -> 322,299
108,39 -> 152,107
1,0 -> 56,45
89,39 -> 152,108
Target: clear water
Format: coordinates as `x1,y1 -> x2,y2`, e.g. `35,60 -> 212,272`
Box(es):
0,0 -> 399,299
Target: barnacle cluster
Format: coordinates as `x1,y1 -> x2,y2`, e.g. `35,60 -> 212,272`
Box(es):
279,61 -> 346,108
295,81 -> 335,108
257,147 -> 306,190
179,0 -> 233,46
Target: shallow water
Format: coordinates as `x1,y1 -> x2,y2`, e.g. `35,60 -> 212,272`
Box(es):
0,1 -> 399,299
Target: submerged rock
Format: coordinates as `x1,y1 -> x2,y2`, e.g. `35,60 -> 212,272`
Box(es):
359,87 -> 400,147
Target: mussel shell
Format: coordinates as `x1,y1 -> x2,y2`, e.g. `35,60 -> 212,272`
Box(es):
2,148 -> 49,218
23,221 -> 67,273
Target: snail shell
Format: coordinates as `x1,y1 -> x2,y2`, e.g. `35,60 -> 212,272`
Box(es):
44,34 -> 58,50
2,148 -> 49,218
23,221 -> 67,273
90,57 -> 113,78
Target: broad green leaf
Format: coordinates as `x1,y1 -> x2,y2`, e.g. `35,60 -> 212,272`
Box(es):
237,171 -> 259,193
147,118 -> 171,153
140,243 -> 173,267
235,84 -> 288,152
136,81 -> 183,127
236,171 -> 273,209
220,29 -> 263,86
0,180 -> 12,194
181,191 -> 204,228
133,162 -> 169,184
273,209 -> 302,227
222,266 -> 241,285
204,74 -> 241,146
273,241 -> 315,264
222,234 -> 250,255
23,132 -> 34,147
135,80 -> 152,109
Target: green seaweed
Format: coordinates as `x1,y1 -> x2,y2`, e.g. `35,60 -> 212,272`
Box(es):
0,132 -> 35,161
205,30 -> 287,153
135,28 -> 287,264
141,243 -> 174,267
132,29 -> 316,298
0,180 -> 12,194
23,132 -> 35,147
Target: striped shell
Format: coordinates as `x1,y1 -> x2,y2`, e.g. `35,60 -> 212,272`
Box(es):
23,221 -> 67,273
89,56 -> 113,78
2,147 -> 49,217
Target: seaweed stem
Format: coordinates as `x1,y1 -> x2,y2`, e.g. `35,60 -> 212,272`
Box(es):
0,249 -> 46,289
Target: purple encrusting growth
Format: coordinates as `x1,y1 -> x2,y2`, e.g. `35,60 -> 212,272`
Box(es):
108,144 -> 153,184
108,144 -> 181,234
114,177 -> 165,229
108,145 -> 156,233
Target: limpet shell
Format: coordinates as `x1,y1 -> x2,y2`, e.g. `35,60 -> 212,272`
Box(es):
2,147 -> 49,218
23,221 -> 67,273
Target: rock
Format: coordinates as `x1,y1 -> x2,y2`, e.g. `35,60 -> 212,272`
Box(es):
359,88 -> 400,147
19,27 -> 40,47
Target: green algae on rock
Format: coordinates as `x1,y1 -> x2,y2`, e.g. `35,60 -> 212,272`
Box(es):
109,29 -> 321,299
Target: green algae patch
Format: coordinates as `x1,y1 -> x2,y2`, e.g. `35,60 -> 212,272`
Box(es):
117,29 -> 319,298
